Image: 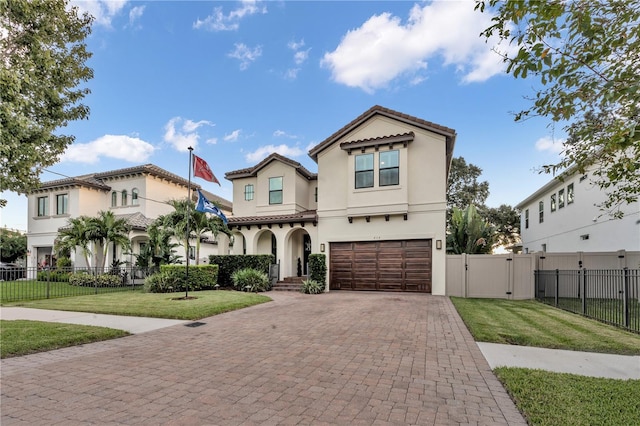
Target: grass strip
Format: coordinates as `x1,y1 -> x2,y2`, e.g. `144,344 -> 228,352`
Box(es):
450,297 -> 640,355
495,367 -> 640,426
4,290 -> 272,320
1,320 -> 129,358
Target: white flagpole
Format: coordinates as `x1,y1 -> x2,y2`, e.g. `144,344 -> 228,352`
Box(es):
186,146 -> 193,298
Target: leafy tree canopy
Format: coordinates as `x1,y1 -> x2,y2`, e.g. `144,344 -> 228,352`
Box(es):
447,157 -> 521,250
447,157 -> 490,215
476,0 -> 640,216
0,229 -> 27,262
1,0 -> 93,199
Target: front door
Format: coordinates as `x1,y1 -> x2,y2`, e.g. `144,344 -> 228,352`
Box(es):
303,234 -> 311,275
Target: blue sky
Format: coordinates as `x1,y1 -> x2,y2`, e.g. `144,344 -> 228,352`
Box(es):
1,0 -> 567,231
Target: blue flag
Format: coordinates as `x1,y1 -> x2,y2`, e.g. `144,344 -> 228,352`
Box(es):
195,189 -> 228,225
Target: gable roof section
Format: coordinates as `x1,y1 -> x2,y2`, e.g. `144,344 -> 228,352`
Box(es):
31,164 -> 232,208
308,105 -> 457,175
225,152 -> 317,181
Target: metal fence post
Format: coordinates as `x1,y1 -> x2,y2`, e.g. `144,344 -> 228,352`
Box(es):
554,269 -> 559,307
46,269 -> 51,299
623,267 -> 630,328
581,269 -> 587,315
534,270 -> 539,300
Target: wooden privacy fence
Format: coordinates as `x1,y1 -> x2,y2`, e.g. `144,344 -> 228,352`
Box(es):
446,250 -> 640,299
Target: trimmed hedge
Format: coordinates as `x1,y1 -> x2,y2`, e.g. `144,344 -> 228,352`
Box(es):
69,272 -> 121,287
158,264 -> 219,291
308,254 -> 326,286
209,255 -> 274,288
37,271 -> 71,282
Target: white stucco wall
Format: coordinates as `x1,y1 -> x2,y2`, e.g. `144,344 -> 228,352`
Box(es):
316,115 -> 448,295
518,172 -> 640,253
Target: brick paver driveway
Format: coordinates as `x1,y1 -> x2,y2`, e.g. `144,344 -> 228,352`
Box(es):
1,292 -> 525,425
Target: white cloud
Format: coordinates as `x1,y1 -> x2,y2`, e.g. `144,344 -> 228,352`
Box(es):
228,43 -> 262,70
128,5 -> 145,27
164,117 -> 214,152
245,144 -> 304,163
224,130 -> 242,142
206,138 -> 218,145
293,49 -> 310,65
70,1 -> 128,27
285,68 -> 300,80
61,135 -> 155,164
535,136 -> 566,154
273,130 -> 297,139
288,40 -> 305,51
321,1 -> 513,93
194,0 -> 267,31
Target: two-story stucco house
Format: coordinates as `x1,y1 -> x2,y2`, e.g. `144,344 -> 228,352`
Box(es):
226,105 -> 456,295
516,167 -> 640,253
27,164 -> 232,272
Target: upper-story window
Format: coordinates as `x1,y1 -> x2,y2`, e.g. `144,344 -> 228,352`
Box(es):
121,190 -> 128,206
132,188 -> 139,205
525,209 -> 529,229
56,193 -> 68,215
558,188 -> 565,209
550,194 -> 556,212
37,196 -> 49,217
111,191 -> 117,207
567,183 -> 574,204
539,200 -> 544,223
244,184 -> 254,201
269,177 -> 283,204
355,153 -> 374,189
379,150 -> 399,186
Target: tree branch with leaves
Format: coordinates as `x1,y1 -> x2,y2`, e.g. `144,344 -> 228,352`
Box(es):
476,0 -> 640,216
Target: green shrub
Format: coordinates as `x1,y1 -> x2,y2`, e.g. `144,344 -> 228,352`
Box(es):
231,268 -> 271,292
37,270 -> 71,282
144,272 -> 180,293
300,279 -> 324,294
158,264 -> 219,291
68,272 -> 121,287
308,254 -> 326,285
209,255 -> 274,287
55,256 -> 72,271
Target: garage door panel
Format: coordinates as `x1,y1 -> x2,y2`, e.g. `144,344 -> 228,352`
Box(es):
330,240 -> 431,293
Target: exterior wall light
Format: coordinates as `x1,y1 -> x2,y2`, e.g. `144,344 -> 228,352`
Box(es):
320,243 -> 325,252
436,240 -> 442,250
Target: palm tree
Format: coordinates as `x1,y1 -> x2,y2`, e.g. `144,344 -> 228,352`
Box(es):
146,223 -> 181,267
155,198 -> 228,265
88,211 -> 131,272
55,216 -> 93,268
446,204 -> 495,254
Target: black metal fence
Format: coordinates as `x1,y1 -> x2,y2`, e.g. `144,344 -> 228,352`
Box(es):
535,268 -> 640,333
0,266 -> 159,303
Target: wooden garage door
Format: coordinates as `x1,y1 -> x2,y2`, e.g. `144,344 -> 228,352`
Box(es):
330,240 -> 432,293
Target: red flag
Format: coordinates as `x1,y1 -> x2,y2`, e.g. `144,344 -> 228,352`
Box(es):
193,154 -> 220,186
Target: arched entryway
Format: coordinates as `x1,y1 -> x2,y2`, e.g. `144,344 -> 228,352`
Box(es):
286,228 -> 311,277
255,230 -> 277,258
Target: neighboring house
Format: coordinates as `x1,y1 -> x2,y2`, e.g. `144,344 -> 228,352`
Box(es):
226,105 -> 456,295
27,164 -> 232,272
516,167 -> 640,253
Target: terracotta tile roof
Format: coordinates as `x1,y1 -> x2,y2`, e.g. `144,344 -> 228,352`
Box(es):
308,105 -> 456,175
115,212 -> 155,231
339,132 -> 415,152
225,153 -> 317,181
31,164 -> 232,208
228,210 -> 317,227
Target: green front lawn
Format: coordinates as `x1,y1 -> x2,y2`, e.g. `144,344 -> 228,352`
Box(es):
1,320 -> 129,358
1,280 -> 137,303
4,290 -> 272,320
2,290 -> 271,357
450,297 -> 640,355
495,367 -> 640,426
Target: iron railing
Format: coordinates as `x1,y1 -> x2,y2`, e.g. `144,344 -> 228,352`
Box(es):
0,266 -> 158,303
535,268 -> 640,333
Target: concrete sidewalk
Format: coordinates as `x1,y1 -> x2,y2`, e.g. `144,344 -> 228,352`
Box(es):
477,342 -> 640,380
0,307 -> 187,334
